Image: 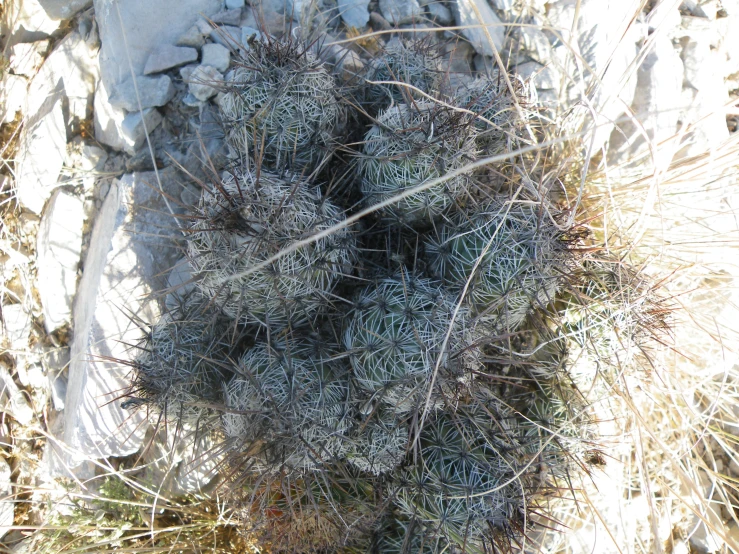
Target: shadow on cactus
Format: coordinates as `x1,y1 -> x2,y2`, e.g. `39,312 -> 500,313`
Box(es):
359,101 -> 478,225
219,33 -> 342,171
186,167 -> 356,330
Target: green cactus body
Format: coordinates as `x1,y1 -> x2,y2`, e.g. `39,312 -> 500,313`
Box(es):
129,294 -> 234,425
367,37 -> 445,107
396,411 -> 522,549
456,73 -> 536,155
344,271 -> 476,414
187,168 -> 355,330
359,102 -> 477,224
223,339 -> 351,472
427,203 -> 567,330
347,408 -> 408,475
219,41 -> 340,170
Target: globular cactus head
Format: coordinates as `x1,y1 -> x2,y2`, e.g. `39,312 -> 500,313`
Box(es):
346,407 -> 408,476
456,72 -> 537,156
186,167 -> 356,330
359,101 -> 478,225
219,36 -> 342,171
372,518 -> 452,553
125,293 -> 236,426
343,269 -> 479,415
222,337 -> 352,473
366,36 -> 446,108
396,409 -> 525,549
426,200 -> 572,330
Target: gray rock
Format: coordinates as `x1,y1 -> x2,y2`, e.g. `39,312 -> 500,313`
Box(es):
210,25 -> 242,47
451,0 -> 505,57
36,190 -> 84,333
336,50 -> 365,81
94,0 -> 222,92
426,2 -> 452,25
0,458 -> 12,540
241,26 -> 264,47
125,149 -> 157,172
176,25 -> 206,48
211,8 -> 242,26
338,0 -> 371,27
201,43 -> 231,73
379,0 -> 423,24
0,364 -> 34,425
94,80 -> 164,155
188,65 -> 223,101
144,45 -> 198,75
9,40 -> 49,76
108,75 -> 175,112
37,0 -> 92,20
515,61 -> 559,90
226,0 -> 246,7
519,26 -> 551,64
2,74 -> 27,124
15,92 -> 66,214
646,0 -> 681,32
6,0 -> 60,44
64,169 -> 185,464
66,137 -> 108,171
25,31 -> 98,132
490,0 -> 514,9
50,373 -> 67,411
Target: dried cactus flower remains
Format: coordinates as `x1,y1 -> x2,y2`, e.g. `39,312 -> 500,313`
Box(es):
186,168 -> 355,330
219,36 -> 341,171
359,101 -> 478,224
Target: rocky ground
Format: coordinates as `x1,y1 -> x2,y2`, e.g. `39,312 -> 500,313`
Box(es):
1,0 -> 739,552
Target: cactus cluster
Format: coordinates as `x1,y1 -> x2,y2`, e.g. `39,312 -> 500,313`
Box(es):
122,28 -> 668,554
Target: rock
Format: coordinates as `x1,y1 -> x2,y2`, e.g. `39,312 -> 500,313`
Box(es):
226,0 -> 245,7
241,26 -> 264,47
94,80 -> 164,155
426,1 -> 452,25
0,364 -> 34,425
490,0 -> 514,9
50,373 -> 67,411
9,40 -> 49,76
338,0 -> 371,27
209,25 -> 242,47
176,25 -> 206,48
518,26 -> 551,65
94,0 -> 222,91
370,11 -> 392,30
515,61 -> 559,90
646,1 -> 681,32
201,43 -> 231,73
336,50 -> 365,81
15,92 -> 66,214
2,305 -> 31,350
607,35 -> 684,167
379,0 -> 423,24
37,0 -> 92,20
451,0 -> 505,57
143,45 -> 198,75
36,190 -> 85,333
25,31 -> 99,131
66,137 -> 108,171
0,458 -> 13,539
125,149 -> 158,172
689,517 -> 724,553
5,0 -> 60,44
211,8 -> 242,26
2,74 -> 27,124
108,74 -> 175,112
188,65 -> 223,101
64,169 -> 185,464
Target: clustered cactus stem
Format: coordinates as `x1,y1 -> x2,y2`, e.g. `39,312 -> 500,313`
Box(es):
121,28 -> 670,554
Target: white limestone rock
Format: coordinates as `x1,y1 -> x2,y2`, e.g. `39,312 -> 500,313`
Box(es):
338,0 -> 371,28
1,74 -> 27,124
14,93 -> 66,214
108,74 -> 175,112
36,189 -> 84,333
201,43 -> 231,73
427,1 -> 452,25
64,169 -> 184,465
451,0 -> 505,57
209,25 -> 242,47
9,40 -> 49,76
380,0 -> 423,24
5,0 -> 60,44
0,363 -> 34,425
94,0 -> 222,92
176,25 -> 207,48
36,0 -> 93,20
143,45 -> 198,75
188,65 -> 223,101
